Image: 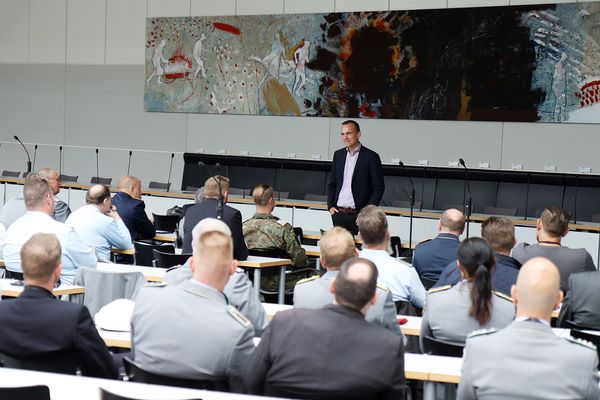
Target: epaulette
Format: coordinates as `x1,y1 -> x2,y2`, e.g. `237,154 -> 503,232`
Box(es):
428,285 -> 451,294
227,305 -> 251,327
417,238 -> 432,245
296,275 -> 319,285
494,291 -> 514,303
467,328 -> 498,338
144,282 -> 168,288
376,283 -> 390,292
565,335 -> 597,351
166,265 -> 182,272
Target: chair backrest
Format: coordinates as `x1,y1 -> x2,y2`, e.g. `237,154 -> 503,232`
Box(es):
421,335 -> 464,357
59,174 -> 79,183
123,358 -> 228,391
72,267 -> 146,317
91,176 -> 112,185
592,214 -> 600,223
0,350 -> 83,375
248,248 -> 290,259
5,270 -> 24,280
133,241 -> 174,267
152,213 -> 180,232
185,186 -> 199,192
420,275 -> 438,290
484,206 -> 518,216
275,191 -> 289,199
292,227 -> 304,245
100,387 -> 202,400
148,181 -> 171,191
570,329 -> 600,366
0,385 -> 51,400
390,236 -> 402,258
304,193 -> 327,202
391,200 -> 423,210
153,250 -> 192,269
2,170 -> 21,178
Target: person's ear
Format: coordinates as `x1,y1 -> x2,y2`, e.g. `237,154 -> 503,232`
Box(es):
369,292 -> 377,305
229,259 -> 238,276
188,256 -> 196,273
329,278 -> 336,295
510,284 -> 518,303
555,290 -> 564,309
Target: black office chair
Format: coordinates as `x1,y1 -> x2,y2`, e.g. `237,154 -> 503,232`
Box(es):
392,200 -> 423,210
420,276 -> 438,290
292,227 -> 304,245
152,250 -> 192,268
2,170 -> 20,178
152,213 -> 180,232
390,236 -> 402,258
304,193 -> 327,202
228,187 -> 249,197
91,177 -> 112,185
4,270 -> 24,280
100,387 -> 202,400
0,350 -> 83,375
570,329 -> 600,367
484,206 -> 518,216
133,241 -> 174,267
59,174 -> 79,183
421,335 -> 464,357
148,181 -> 171,191
0,385 -> 50,400
275,191 -> 289,199
123,358 -> 228,391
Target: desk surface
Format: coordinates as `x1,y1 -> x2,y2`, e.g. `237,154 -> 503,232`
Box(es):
97,262 -> 166,283
0,279 -> 84,297
238,256 -> 292,268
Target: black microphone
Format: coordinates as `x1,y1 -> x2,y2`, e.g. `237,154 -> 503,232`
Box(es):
13,135 -> 31,174
59,146 -> 63,176
32,145 -> 38,172
127,150 -> 133,175
166,153 -> 174,191
278,160 -> 285,201
399,161 -> 416,256
95,149 -> 99,182
459,158 -> 472,238
198,161 -> 224,220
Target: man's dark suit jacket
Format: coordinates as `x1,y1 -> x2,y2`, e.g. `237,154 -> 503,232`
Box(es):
111,191 -> 156,241
0,285 -> 117,379
327,145 -> 385,211
558,271 -> 600,329
182,198 -> 248,260
245,305 -> 406,399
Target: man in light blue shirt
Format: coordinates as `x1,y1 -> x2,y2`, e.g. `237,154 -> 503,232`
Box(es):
357,205 -> 426,309
2,174 -> 97,284
66,184 -> 132,262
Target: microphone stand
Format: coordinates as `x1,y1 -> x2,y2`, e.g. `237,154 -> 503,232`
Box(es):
459,158 -> 472,238
13,135 -> 31,174
400,161 -> 415,257
198,161 -> 224,220
166,153 -> 174,192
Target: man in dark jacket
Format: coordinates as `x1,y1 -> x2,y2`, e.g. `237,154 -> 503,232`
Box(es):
111,175 -> 155,241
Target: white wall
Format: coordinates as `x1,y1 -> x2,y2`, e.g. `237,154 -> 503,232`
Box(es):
0,0 -> 597,191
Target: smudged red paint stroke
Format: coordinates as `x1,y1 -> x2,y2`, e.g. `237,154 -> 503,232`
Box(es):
213,22 -> 241,35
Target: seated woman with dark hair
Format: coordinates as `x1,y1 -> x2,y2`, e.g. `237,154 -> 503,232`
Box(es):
420,237 -> 515,347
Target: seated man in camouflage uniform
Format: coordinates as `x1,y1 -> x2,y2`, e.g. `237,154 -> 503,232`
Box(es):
243,184 -> 309,292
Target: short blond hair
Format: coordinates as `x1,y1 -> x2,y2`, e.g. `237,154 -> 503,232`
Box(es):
252,184 -> 273,206
193,231 -> 233,274
21,233 -> 62,280
320,227 -> 356,269
203,175 -> 230,198
117,175 -> 140,191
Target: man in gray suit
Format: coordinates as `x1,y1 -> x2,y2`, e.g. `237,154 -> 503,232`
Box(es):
557,271 -> 600,329
458,257 -> 600,399
131,229 -> 255,392
294,226 -> 401,336
164,218 -> 267,336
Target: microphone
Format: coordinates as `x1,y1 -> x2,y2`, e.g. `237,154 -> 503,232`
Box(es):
399,161 -> 415,257
278,160 -> 285,201
166,153 -> 174,191
13,135 -> 31,174
127,150 -> 133,175
32,145 -> 38,172
95,149 -> 99,182
197,161 -> 224,220
459,158 -> 472,238
59,146 -> 63,176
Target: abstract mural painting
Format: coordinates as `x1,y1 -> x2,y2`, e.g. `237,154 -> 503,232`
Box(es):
144,2 -> 600,123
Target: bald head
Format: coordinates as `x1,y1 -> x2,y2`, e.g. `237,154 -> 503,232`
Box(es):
331,257 -> 378,314
511,257 -> 563,320
86,184 -> 111,211
440,208 -> 465,234
38,168 -> 60,195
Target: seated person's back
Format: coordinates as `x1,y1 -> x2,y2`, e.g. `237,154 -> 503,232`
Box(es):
0,233 -> 116,378
557,270 -> 600,329
111,175 -> 156,241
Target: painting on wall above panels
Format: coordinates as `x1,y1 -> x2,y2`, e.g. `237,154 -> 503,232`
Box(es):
144,2 -> 600,123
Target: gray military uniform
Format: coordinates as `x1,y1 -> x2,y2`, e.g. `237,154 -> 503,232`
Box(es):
165,264 -> 268,336
458,319 -> 600,399
293,271 -> 402,337
420,280 -> 515,347
131,280 -> 255,392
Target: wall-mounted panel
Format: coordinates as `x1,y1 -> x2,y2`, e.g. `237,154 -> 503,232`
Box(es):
106,0 -> 147,65
66,0 -> 106,64
191,0 -> 236,16
0,0 -> 28,63
148,0 -> 190,17
236,0 -> 284,15
0,65 -> 65,144
186,114 -> 330,159
335,0 -> 389,12
389,0 -> 446,10
29,0 -> 67,64
448,0 -> 509,7
284,0 -> 335,14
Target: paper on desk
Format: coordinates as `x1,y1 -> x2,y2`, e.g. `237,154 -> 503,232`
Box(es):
94,299 -> 134,332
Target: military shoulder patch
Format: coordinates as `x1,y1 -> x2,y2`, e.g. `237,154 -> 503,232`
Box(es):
145,282 -> 168,288
376,283 -> 390,292
494,291 -> 514,303
428,285 -> 451,294
565,335 -> 597,351
468,328 -> 498,339
296,275 -> 319,285
227,305 -> 251,328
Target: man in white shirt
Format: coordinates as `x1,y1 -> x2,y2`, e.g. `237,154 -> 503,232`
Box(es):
357,205 -> 426,310
38,168 -> 71,222
2,174 -> 97,284
66,184 -> 132,262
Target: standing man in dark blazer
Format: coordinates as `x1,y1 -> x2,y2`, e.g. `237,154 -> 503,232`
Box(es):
112,175 -> 156,241
327,120 -> 384,234
182,175 -> 248,260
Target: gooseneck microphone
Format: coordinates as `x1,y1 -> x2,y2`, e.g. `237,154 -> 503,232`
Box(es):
32,145 -> 38,172
13,135 -> 31,174
459,158 -> 472,238
59,146 -> 63,176
399,161 -> 415,257
166,153 -> 174,192
95,149 -> 100,182
198,161 -> 224,220
127,150 -> 133,175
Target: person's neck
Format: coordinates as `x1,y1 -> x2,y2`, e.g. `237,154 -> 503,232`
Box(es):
495,249 -> 511,256
192,275 -> 226,292
537,233 -> 561,246
347,142 -> 360,152
516,310 -> 552,324
28,207 -> 52,216
364,243 -> 387,251
255,206 -> 272,215
439,230 -> 458,237
25,279 -> 56,292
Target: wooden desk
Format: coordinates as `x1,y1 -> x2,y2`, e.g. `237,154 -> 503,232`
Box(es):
399,315 -> 422,336
97,328 -> 131,349
238,256 -> 292,305
97,262 -> 165,283
0,279 -> 84,297
153,232 -> 177,242
110,248 -> 135,256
